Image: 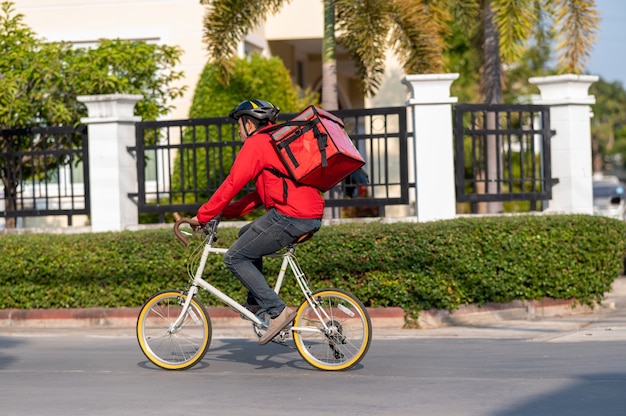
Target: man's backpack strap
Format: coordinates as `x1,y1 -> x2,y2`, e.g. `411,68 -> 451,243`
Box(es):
264,167 -> 291,199
312,123 -> 329,167
267,121 -> 316,169
266,120 -> 329,169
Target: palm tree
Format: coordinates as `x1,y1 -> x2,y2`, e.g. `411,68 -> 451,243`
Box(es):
200,0 -> 598,108
322,0 -> 337,110
199,0 -> 444,110
449,0 -> 599,212
452,0 -> 599,105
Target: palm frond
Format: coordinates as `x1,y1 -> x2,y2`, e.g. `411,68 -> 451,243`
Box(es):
390,0 -> 446,76
448,0 -> 481,32
335,0 -> 392,96
491,0 -> 536,63
200,0 -> 290,82
553,0 -> 600,74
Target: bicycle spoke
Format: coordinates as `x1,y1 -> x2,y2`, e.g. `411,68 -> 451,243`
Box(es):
137,291 -> 211,370
292,289 -> 371,370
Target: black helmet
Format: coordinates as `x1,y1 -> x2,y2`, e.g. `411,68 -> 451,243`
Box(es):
229,99 -> 280,123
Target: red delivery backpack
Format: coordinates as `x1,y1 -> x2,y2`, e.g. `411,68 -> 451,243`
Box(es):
266,106 -> 365,192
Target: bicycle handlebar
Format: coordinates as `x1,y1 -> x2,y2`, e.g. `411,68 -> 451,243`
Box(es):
173,213 -> 201,247
172,213 -> 221,247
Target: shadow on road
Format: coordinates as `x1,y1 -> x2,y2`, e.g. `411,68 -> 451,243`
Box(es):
0,336 -> 27,370
493,372 -> 626,416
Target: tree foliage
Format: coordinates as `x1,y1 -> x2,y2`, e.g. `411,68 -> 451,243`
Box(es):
445,13 -> 555,104
590,79 -> 626,172
67,38 -> 186,122
0,0 -> 185,129
0,0 -> 186,228
200,0 -> 446,97
199,0 -> 288,82
200,0 -> 599,103
189,54 -> 316,119
451,0 -> 599,75
334,0 -> 445,95
447,0 -> 599,104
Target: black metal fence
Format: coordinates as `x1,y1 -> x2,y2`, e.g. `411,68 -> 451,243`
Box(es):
0,104 -> 559,226
454,104 -> 556,209
0,125 -> 90,226
130,107 -> 410,220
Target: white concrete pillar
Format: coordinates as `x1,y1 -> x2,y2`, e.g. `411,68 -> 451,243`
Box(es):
529,74 -> 598,214
78,94 -> 142,232
402,74 -> 459,222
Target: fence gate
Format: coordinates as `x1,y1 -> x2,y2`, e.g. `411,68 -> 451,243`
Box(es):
454,104 -> 557,210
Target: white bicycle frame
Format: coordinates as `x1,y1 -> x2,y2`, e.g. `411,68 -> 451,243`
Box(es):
170,226 -> 332,336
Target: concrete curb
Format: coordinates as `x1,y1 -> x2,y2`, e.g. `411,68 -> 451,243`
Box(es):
0,306 -> 406,330
3,278 -> 623,331
0,298 -> 599,331
417,298 -> 596,329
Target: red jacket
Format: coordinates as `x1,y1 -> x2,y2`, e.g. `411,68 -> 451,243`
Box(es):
196,127 -> 325,222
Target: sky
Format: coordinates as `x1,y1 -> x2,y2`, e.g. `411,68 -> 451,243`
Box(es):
587,0 -> 626,87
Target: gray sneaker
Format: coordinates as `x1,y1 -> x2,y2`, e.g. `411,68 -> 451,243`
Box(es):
258,307 -> 297,345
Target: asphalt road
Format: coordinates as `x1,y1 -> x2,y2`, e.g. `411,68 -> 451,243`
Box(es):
1,330 -> 625,416
2,278 -> 625,415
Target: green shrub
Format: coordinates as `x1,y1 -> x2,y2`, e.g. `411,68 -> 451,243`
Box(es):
1,215 -> 624,322
189,54 -> 317,119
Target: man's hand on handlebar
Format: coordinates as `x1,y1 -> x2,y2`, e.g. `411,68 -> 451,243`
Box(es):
190,213 -> 222,223
189,215 -> 202,231
190,213 -> 222,230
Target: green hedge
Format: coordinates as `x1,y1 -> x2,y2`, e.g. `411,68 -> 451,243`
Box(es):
1,215 -> 625,323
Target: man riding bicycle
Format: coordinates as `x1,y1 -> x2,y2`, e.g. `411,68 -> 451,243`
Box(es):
193,99 -> 324,345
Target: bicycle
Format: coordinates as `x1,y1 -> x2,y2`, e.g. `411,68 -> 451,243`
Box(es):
136,214 -> 372,371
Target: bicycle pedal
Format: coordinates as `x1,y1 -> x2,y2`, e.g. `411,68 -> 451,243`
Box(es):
271,330 -> 291,344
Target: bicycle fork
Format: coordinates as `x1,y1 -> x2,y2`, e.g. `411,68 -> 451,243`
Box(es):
168,286 -> 200,334
169,239 -> 216,334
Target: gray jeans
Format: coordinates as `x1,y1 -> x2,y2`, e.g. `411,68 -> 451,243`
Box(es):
223,208 -> 321,317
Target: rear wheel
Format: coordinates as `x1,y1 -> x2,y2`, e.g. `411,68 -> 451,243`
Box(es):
292,288 -> 372,371
136,290 -> 211,370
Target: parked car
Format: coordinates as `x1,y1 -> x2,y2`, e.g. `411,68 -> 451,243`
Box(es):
593,180 -> 626,220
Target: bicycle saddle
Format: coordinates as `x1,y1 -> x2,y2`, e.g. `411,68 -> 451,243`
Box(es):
295,231 -> 315,244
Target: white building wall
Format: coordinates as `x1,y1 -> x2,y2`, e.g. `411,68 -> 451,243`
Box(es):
265,0 -> 323,39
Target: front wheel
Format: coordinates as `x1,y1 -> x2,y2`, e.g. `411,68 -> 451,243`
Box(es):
136,290 -> 212,370
292,288 -> 372,371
